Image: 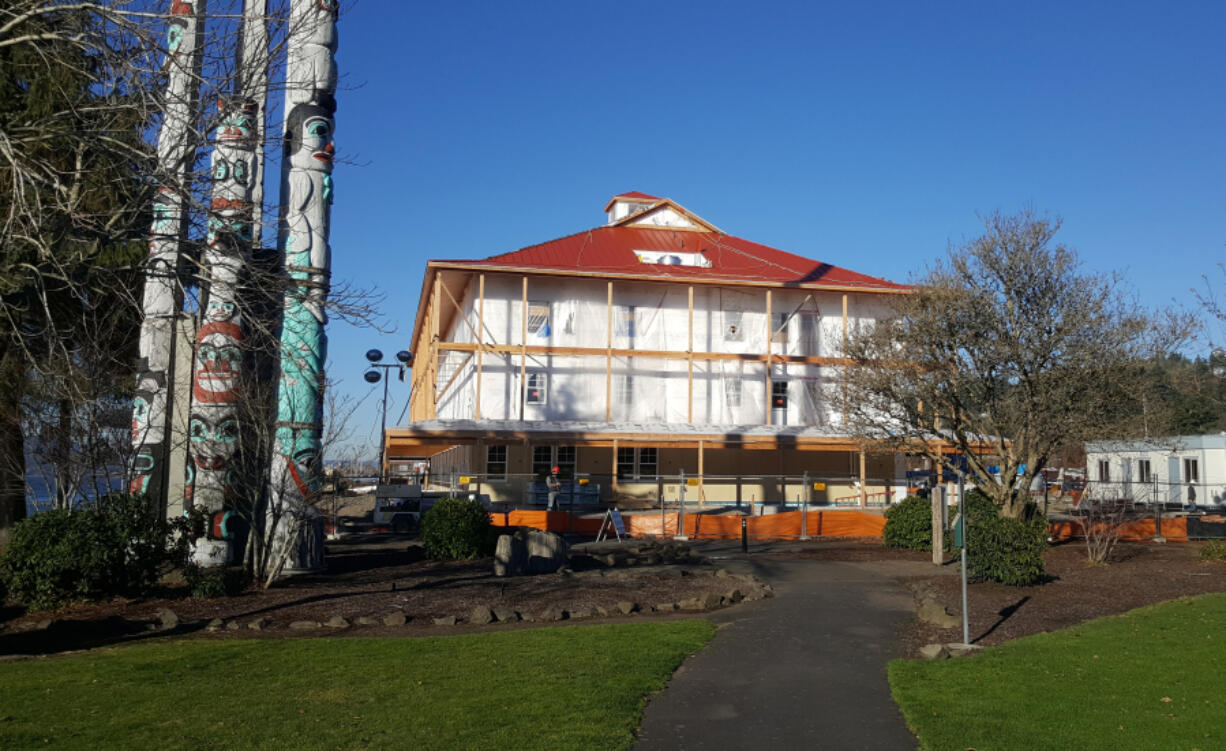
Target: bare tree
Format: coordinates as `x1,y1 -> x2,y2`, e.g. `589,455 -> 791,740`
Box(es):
838,210 -> 1195,518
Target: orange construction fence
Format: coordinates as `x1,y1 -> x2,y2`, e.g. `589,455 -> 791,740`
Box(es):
488,509 -> 887,540
1048,516 -> 1188,542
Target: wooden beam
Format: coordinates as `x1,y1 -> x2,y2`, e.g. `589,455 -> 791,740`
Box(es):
859,449 -> 867,508
475,273 -> 484,420
606,282 -> 613,421
519,276 -> 527,421
435,341 -> 850,366
611,438 -> 618,492
435,353 -> 473,406
687,285 -> 694,423
698,440 -> 705,506
765,288 -> 773,426
430,274 -> 441,418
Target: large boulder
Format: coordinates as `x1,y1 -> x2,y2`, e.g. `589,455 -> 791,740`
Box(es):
494,529 -> 569,576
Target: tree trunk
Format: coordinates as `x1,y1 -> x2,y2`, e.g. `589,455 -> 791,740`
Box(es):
0,343 -> 28,548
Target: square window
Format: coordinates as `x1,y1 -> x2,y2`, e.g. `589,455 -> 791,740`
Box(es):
617,447 -> 635,479
486,446 -> 507,479
638,448 -> 658,478
525,372 -> 547,405
771,381 -> 789,409
532,446 -> 553,478
1184,458 -> 1199,483
527,301 -> 550,336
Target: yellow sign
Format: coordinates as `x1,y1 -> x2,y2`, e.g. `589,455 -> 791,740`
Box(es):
686,478 -> 700,486
458,476 -> 471,484
578,478 -> 590,486
813,482 -> 826,491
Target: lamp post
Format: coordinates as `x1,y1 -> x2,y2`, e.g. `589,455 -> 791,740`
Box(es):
364,348 -> 413,483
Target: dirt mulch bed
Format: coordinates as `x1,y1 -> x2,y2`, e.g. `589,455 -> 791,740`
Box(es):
892,541 -> 1226,656
0,536 -> 763,657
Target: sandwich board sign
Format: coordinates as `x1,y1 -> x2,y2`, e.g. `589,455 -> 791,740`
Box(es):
596,509 -> 627,542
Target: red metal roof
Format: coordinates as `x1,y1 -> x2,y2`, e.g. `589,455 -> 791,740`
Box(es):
436,224 -> 908,291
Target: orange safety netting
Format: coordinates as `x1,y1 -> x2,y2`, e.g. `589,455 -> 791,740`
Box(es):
489,509 -> 887,539
1048,516 -> 1187,542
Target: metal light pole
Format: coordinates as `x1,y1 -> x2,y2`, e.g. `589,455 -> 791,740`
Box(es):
364,348 -> 412,483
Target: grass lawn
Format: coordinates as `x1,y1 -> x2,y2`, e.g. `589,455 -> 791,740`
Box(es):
890,592 -> 1226,751
0,620 -> 714,750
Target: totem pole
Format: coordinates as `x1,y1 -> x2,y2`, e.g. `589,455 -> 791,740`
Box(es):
237,0 -> 270,248
266,0 -> 337,572
131,0 -> 205,506
187,98 -> 257,564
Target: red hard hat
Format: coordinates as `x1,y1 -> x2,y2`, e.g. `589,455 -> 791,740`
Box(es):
552,466 -> 559,473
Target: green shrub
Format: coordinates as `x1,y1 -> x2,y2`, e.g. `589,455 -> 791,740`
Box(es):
0,494 -> 189,609
962,489 -> 1048,586
884,495 -> 938,551
185,565 -> 249,598
420,497 -> 493,560
1200,540 -> 1226,562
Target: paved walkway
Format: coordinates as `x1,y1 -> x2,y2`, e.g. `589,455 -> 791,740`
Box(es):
633,542 -> 921,750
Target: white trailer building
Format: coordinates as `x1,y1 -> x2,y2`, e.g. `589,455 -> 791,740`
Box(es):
1084,434 -> 1226,509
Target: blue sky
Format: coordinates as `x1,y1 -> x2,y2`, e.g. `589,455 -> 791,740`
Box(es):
322,0 -> 1225,456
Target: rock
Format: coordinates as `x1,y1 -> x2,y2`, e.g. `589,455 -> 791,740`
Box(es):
715,568 -> 729,578
603,554 -> 617,567
725,589 -> 744,603
616,601 -> 639,615
470,606 -> 495,625
655,602 -> 677,613
679,597 -> 706,611
493,607 -> 520,623
569,607 -> 593,619
382,612 -> 407,627
595,606 -> 609,617
33,619 -> 53,631
702,592 -> 724,609
248,618 -> 269,631
946,643 -> 984,658
289,620 -> 320,631
917,600 -> 961,629
494,529 -> 569,576
226,620 -> 241,631
325,615 -> 350,629
919,644 -> 950,660
432,615 -> 457,626
538,607 -> 567,622
155,608 -> 179,630
356,616 -> 377,626
205,617 -> 224,632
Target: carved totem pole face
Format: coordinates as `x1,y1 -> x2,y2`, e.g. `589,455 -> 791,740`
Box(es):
193,321 -> 243,404
189,412 -> 239,472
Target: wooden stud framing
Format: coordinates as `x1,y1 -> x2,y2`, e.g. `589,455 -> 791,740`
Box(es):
687,285 -> 694,422
611,438 -> 618,491
606,282 -> 613,422
475,274 -> 485,420
519,276 -> 527,421
765,289 -> 773,426
430,274 -> 441,417
859,449 -> 867,508
435,341 -> 848,366
698,440 -> 705,506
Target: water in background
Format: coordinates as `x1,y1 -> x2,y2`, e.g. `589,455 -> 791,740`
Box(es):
24,473 -> 126,516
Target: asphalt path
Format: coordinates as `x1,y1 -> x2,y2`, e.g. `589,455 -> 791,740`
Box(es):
633,542 -> 920,750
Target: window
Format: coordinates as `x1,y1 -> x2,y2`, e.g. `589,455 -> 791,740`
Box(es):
771,381 -> 789,409
525,372 -> 547,405
486,446 -> 507,479
532,445 -> 575,479
526,301 -> 550,336
616,305 -> 636,338
771,312 -> 790,344
1137,459 -> 1151,484
532,446 -> 553,477
725,378 -> 742,408
1097,460 -> 1110,483
617,447 -> 635,478
638,448 -> 658,478
724,310 -> 743,341
556,446 -> 576,478
1184,458 -> 1199,483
